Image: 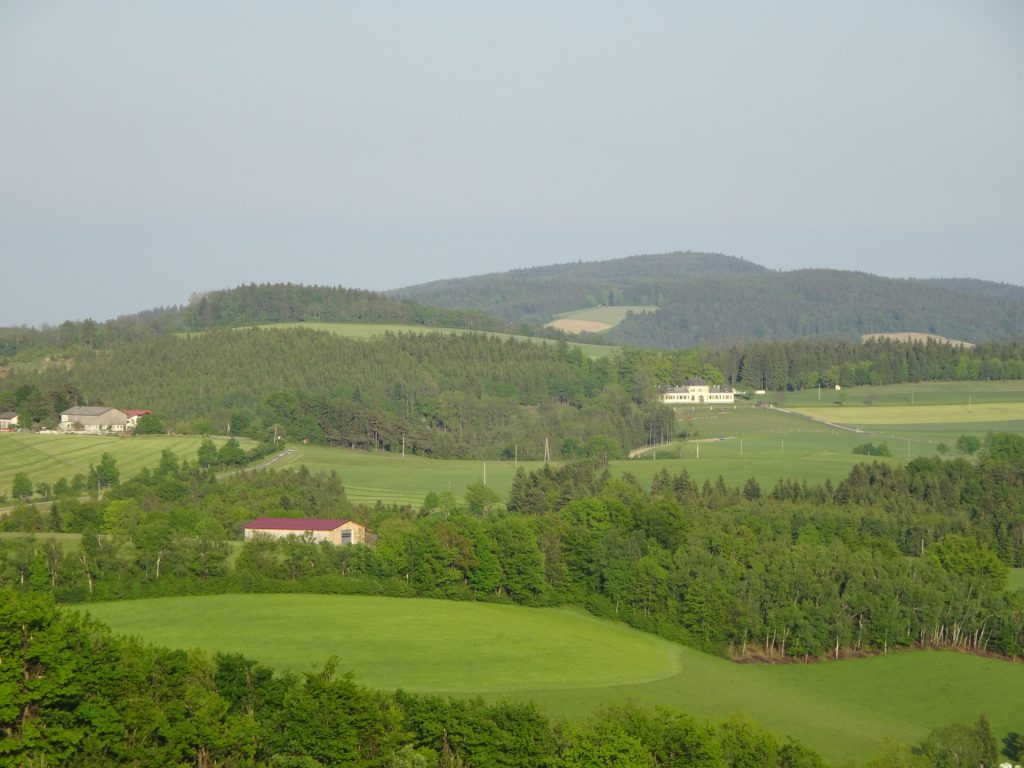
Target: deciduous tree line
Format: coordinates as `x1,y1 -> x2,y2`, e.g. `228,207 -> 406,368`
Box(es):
4,437 -> 1024,661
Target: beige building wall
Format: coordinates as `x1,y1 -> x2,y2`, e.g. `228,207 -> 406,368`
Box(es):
244,521 -> 368,546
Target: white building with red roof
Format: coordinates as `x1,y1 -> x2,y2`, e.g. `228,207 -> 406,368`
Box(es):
243,517 -> 369,546
124,410 -> 152,429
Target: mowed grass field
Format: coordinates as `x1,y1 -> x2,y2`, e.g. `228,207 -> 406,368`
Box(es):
0,432 -> 248,497
81,594 -> 1024,764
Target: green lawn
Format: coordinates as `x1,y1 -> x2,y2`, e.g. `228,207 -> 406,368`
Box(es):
80,594 -> 1024,764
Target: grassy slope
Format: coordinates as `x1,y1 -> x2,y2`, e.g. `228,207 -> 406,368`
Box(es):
81,594 -> 1024,764
0,433 -> 246,497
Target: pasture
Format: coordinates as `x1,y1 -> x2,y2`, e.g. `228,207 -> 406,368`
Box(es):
0,432 -> 246,498
81,593 -> 1024,764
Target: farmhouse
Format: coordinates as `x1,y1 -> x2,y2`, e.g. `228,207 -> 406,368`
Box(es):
124,410 -> 153,429
59,406 -> 130,433
243,517 -> 370,546
659,377 -> 735,405
0,411 -> 18,430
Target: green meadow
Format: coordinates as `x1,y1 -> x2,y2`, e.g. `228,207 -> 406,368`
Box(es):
0,432 -> 246,498
774,380 -> 1024,408
82,593 -> 1024,764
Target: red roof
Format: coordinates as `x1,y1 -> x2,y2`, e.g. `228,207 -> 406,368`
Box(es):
244,517 -> 353,532
124,410 -> 152,417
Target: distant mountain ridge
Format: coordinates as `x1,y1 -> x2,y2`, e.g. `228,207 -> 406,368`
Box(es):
392,253 -> 1024,347
389,252 -> 766,322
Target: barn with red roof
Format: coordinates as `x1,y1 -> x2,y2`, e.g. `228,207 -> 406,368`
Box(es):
243,517 -> 369,546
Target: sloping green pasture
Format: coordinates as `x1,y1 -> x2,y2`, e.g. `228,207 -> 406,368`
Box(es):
82,594 -> 1024,764
775,380 -> 1024,408
203,403 -> 982,505
791,402 -> 1021,427
0,433 -> 245,497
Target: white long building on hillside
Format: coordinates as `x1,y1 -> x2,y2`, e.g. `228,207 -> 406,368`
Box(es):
659,377 -> 735,405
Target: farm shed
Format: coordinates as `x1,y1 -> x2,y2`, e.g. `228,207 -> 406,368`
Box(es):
243,517 -> 370,546
59,406 -> 129,433
0,411 -> 18,429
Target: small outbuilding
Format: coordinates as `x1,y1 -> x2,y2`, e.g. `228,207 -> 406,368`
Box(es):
0,411 -> 18,430
243,517 -> 369,546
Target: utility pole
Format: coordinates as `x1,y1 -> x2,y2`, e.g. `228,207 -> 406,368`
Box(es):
514,444 -> 518,467
402,435 -> 405,458
544,437 -> 550,463
483,461 -> 487,485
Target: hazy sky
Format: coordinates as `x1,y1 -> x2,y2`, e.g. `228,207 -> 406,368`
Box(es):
2,1 -> 1022,327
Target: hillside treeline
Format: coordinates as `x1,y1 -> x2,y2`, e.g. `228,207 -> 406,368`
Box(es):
0,328 -> 682,459
393,253 -> 1024,345
391,251 -> 767,322
2,591 -> 831,768
5,435 -> 1023,662
607,270 -> 1024,347
183,283 -> 510,332
0,282 -> 525,359
5,331 -> 1024,459
703,337 -> 1024,391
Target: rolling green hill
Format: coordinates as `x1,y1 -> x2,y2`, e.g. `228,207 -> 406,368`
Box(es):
392,253 -> 1024,346
82,594 -> 1024,764
390,251 -> 764,323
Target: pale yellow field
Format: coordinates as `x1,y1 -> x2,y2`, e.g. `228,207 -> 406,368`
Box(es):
790,402 -> 1024,426
545,318 -> 613,333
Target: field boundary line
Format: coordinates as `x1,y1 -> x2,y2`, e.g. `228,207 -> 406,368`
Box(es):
775,407 -> 866,434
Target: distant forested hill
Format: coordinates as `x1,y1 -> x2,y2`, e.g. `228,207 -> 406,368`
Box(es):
917,278 -> 1024,304
609,269 -> 1024,348
390,252 -> 767,322
182,283 -> 508,332
394,254 -> 1024,347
